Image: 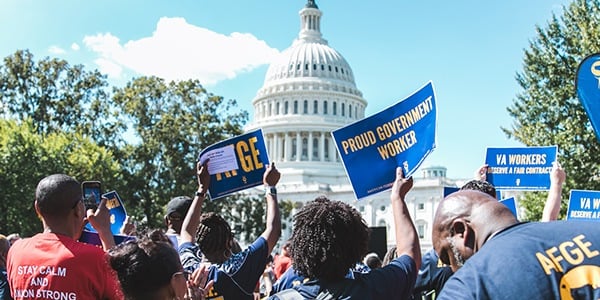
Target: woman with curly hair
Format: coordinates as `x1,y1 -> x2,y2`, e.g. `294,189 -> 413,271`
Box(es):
270,167 -> 421,299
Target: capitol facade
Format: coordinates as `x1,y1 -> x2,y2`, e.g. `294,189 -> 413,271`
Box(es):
245,0 -> 466,253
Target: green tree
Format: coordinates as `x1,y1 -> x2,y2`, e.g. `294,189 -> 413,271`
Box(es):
217,196 -> 295,244
0,119 -> 122,236
0,49 -> 125,147
504,0 -> 600,220
112,76 -> 251,230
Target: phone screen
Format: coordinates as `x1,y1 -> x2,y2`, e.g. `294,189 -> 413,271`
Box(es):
82,181 -> 101,211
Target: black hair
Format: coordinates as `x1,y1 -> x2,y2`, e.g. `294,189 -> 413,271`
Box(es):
364,253 -> 382,269
35,174 -> 81,218
195,212 -> 233,263
290,196 -> 369,281
460,180 -> 496,198
108,229 -> 182,300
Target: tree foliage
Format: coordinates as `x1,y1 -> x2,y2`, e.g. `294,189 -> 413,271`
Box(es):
0,49 -> 124,147
0,50 -> 291,243
217,195 -> 296,244
0,119 -> 122,236
111,76 -> 249,230
504,0 -> 600,220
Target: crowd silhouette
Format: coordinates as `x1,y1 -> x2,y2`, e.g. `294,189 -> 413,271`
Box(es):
3,158 -> 599,300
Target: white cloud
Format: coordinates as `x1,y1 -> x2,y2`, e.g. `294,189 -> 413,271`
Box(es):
83,17 -> 280,84
71,43 -> 80,51
48,45 -> 66,55
94,57 -> 123,79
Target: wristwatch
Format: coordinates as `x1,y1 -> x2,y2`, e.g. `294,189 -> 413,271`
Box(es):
195,191 -> 206,198
265,186 -> 277,196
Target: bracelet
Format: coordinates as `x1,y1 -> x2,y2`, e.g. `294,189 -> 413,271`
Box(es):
195,191 -> 206,198
265,186 -> 277,196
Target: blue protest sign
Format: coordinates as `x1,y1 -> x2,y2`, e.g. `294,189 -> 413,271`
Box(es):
485,146 -> 557,190
79,230 -> 134,247
198,129 -> 269,200
576,53 -> 600,142
443,186 -> 459,197
332,81 -> 437,200
499,197 -> 518,219
84,191 -> 127,235
566,189 -> 600,222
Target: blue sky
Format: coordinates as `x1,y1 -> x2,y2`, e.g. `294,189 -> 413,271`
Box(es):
1,0 -> 570,179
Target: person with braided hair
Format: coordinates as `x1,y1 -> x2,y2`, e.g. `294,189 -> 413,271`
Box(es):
179,160 -> 282,299
270,167 -> 421,299
194,213 -> 234,263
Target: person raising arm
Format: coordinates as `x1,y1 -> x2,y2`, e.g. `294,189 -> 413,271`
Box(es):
390,167 -> 421,270
179,160 -> 282,299
541,161 -> 566,222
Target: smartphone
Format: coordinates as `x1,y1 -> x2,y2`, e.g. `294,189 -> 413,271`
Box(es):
81,181 -> 102,211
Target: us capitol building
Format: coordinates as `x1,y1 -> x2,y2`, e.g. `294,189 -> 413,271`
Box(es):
245,0 -> 466,252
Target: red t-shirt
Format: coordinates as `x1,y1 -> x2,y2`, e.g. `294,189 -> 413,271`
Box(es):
7,232 -> 122,300
273,255 -> 292,279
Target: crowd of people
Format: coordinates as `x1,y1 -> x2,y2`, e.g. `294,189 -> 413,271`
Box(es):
2,158 -> 599,299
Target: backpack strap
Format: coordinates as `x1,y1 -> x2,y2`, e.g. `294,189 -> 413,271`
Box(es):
272,288 -> 305,300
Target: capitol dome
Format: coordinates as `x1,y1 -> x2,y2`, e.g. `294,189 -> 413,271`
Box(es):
246,0 -> 367,186
242,0 -> 456,253
263,42 -> 357,90
257,0 -> 362,100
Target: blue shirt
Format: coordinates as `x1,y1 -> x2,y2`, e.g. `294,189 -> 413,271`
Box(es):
179,237 -> 269,300
413,249 -> 453,298
271,267 -> 307,295
437,221 -> 600,300
271,263 -> 375,295
0,267 -> 12,300
269,254 -> 416,300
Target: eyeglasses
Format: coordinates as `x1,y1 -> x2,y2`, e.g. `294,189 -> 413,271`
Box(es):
172,270 -> 192,281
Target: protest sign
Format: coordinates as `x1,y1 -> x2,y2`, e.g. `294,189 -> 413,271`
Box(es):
576,53 -> 600,142
332,81 -> 437,200
566,189 -> 600,222
499,197 -> 518,219
198,129 -> 269,200
84,190 -> 127,235
485,146 -> 557,190
79,230 -> 134,247
443,186 -> 459,197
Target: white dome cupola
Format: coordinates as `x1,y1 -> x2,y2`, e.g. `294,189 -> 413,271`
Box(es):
298,0 -> 324,43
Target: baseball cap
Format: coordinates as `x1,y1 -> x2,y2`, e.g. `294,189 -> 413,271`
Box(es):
166,196 -> 193,220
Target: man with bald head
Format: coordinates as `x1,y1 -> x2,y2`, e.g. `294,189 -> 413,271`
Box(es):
433,189 -> 600,299
6,174 -> 121,299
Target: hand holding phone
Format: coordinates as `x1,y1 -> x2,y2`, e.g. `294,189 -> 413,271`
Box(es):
82,181 -> 102,211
